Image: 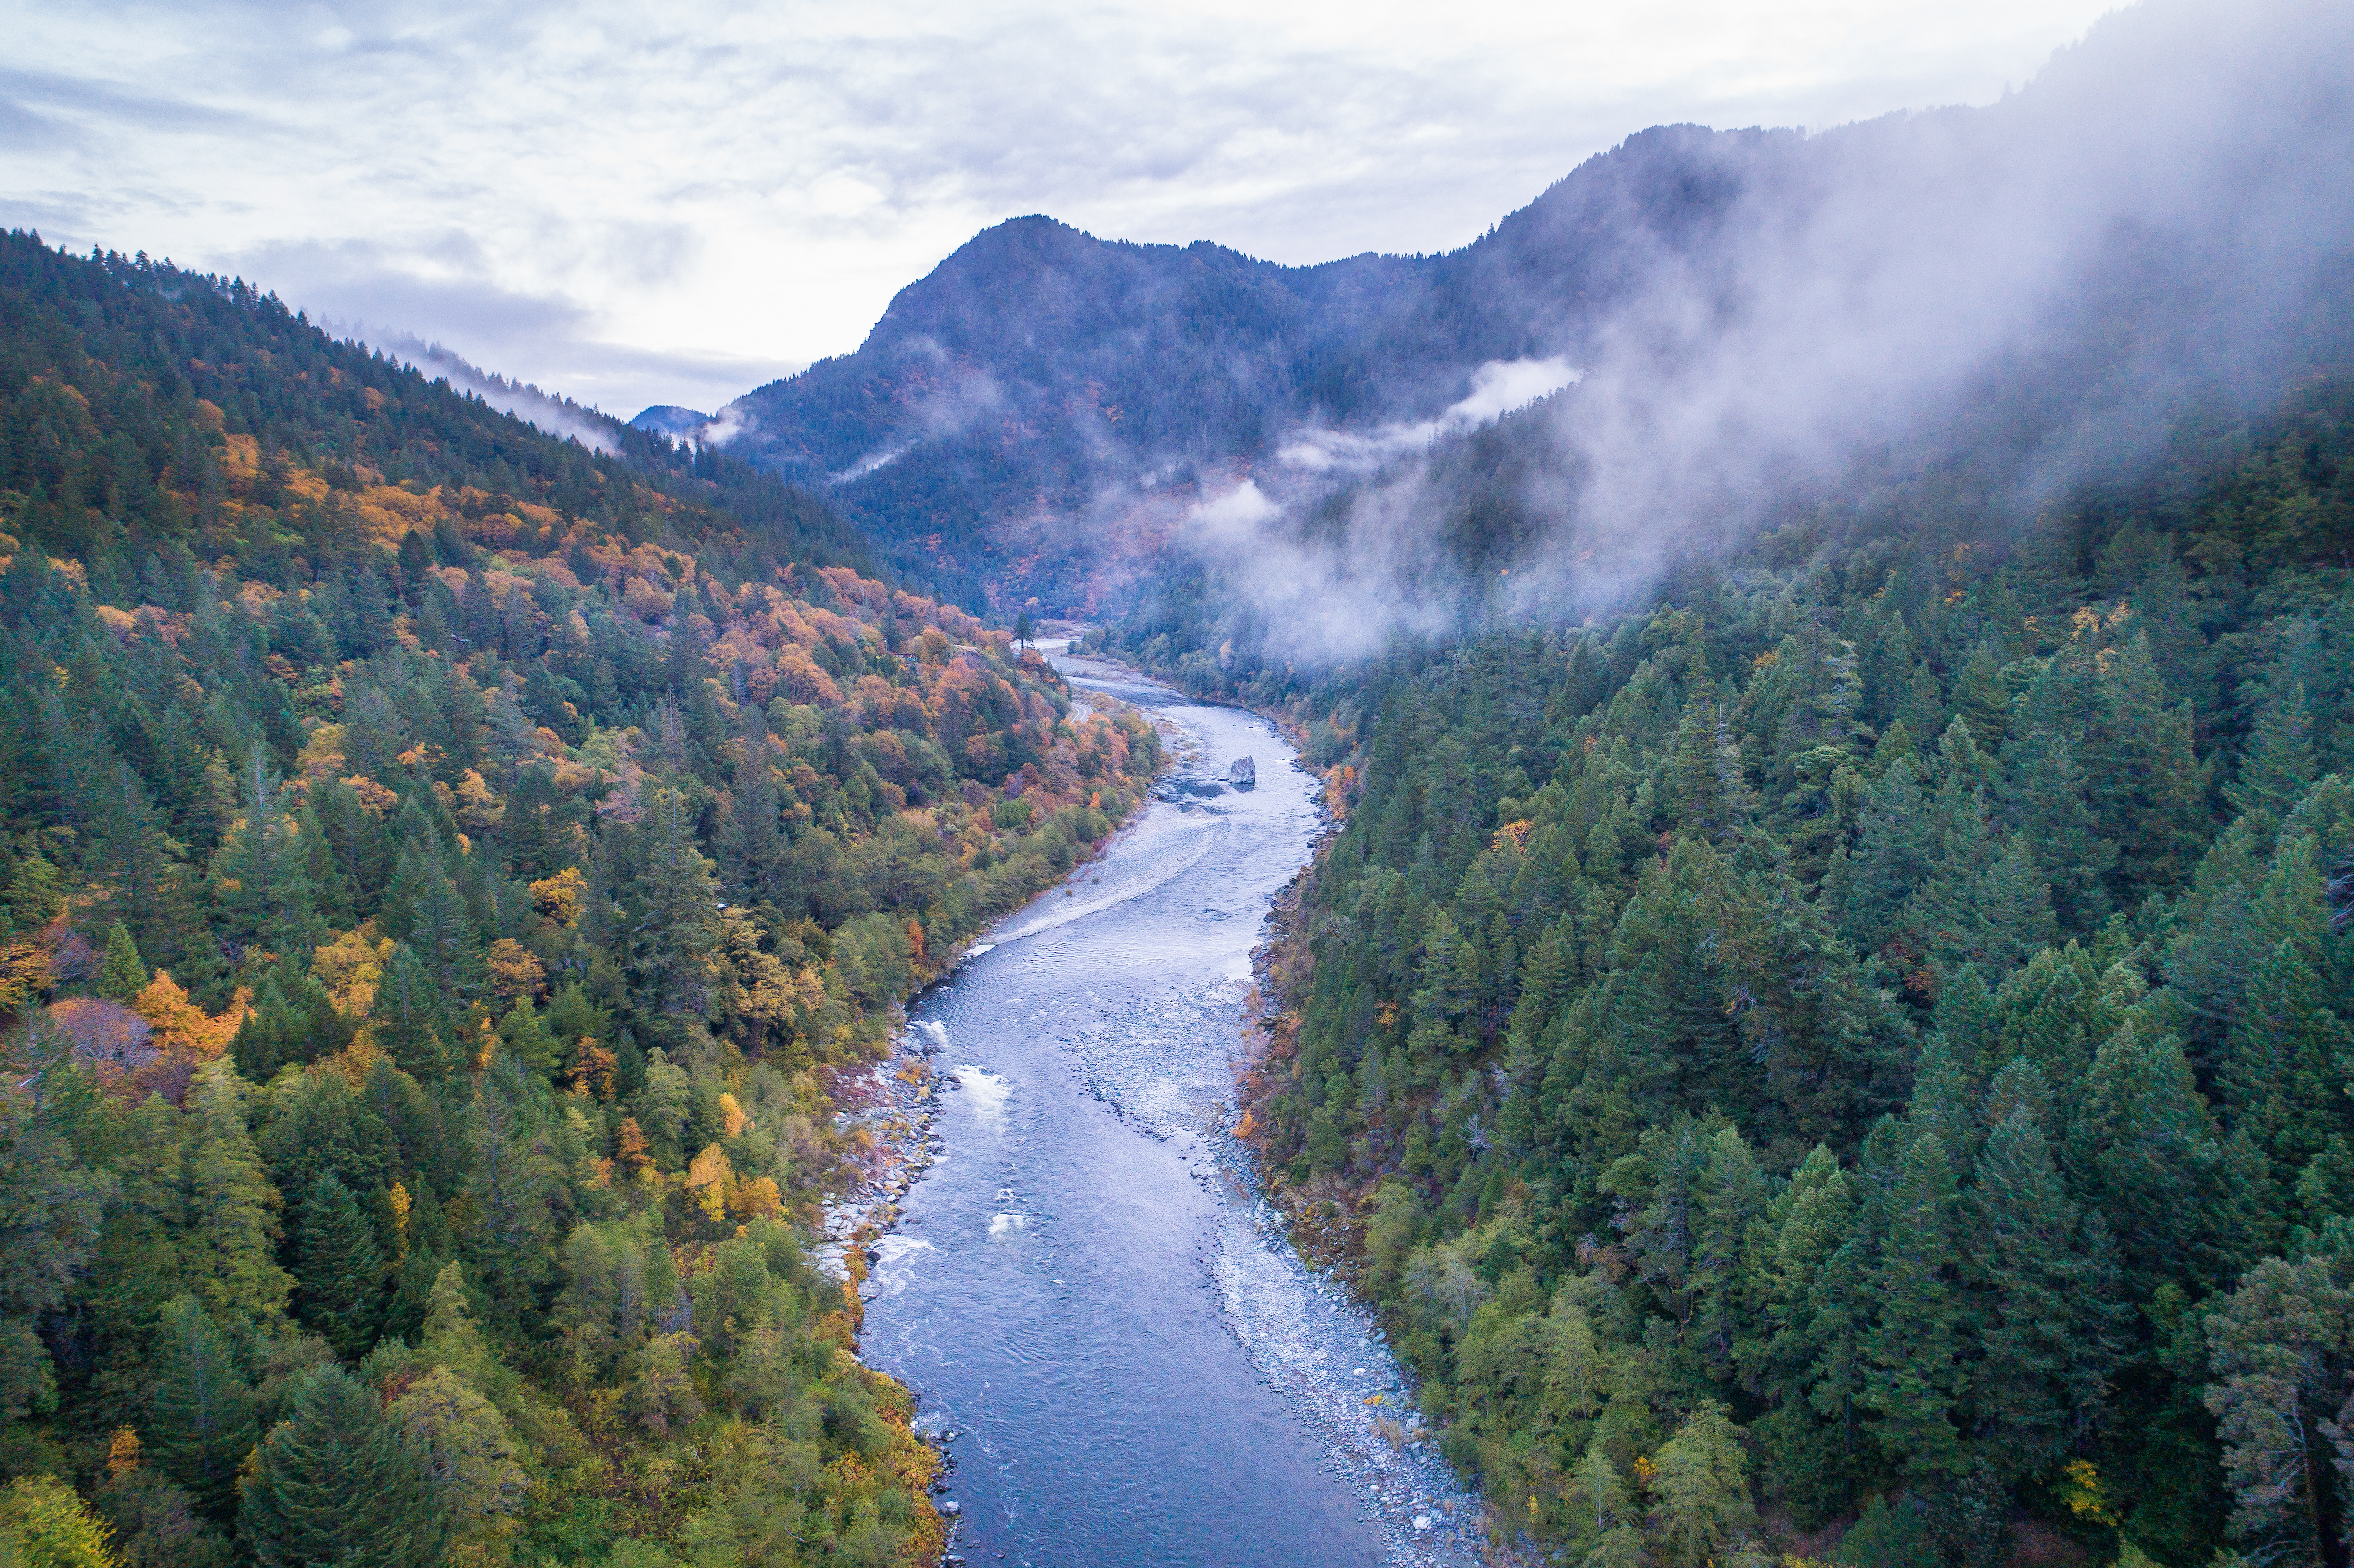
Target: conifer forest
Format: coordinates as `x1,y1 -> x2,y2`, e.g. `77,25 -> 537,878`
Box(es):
1105,378 -> 2354,1565
0,232 -> 1156,1568
5,1 -> 2354,1564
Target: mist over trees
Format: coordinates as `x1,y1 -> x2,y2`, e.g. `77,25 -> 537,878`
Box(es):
1079,21 -> 2354,1556
1101,359 -> 2354,1562
0,0 -> 2346,1562
687,0 -> 2352,634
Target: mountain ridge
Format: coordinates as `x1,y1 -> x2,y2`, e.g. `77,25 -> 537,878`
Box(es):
654,0 -> 2354,623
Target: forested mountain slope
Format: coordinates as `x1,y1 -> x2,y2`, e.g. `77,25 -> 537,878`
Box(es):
1099,376 -> 2354,1564
642,217 -> 1427,608
0,230 -> 1160,1567
676,0 -> 2352,622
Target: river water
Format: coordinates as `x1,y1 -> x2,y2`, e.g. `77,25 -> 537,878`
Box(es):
860,655 -> 1485,1568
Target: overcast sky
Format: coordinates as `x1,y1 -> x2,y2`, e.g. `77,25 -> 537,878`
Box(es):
4,0 -> 2121,417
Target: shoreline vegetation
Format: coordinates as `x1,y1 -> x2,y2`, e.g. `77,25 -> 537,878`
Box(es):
799,662 -> 1169,1567
0,230 -> 1162,1568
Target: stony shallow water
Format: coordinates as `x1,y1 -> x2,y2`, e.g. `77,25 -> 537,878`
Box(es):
861,656 -> 1485,1568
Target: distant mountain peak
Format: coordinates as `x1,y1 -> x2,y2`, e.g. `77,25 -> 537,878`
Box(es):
631,405 -> 714,440
691,0 -> 2354,619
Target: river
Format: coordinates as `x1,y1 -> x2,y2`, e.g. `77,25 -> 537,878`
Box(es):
859,654 -> 1486,1568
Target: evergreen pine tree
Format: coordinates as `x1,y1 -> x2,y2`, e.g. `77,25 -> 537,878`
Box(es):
1993,944 -> 2109,1114
405,848 -> 484,1003
1834,758 -> 1933,959
147,1296 -> 257,1519
0,847 -> 61,941
1737,1144 -> 1868,1516
1861,1129 -> 1964,1475
1570,1440 -> 1641,1562
229,965 -> 355,1083
1931,966 -> 2004,1077
1691,1127 -> 1767,1377
370,943 -> 450,1080
239,1365 -> 446,1568
615,787 -> 722,1026
1653,1402 -> 1757,1568
297,799 -> 355,929
2224,680 -> 2319,823
2068,1021 -> 2225,1295
2084,633 -> 2209,899
495,998 -> 560,1079
207,748 -> 316,959
2216,939 -> 2354,1185
295,1172 -> 384,1360
2291,1135 -> 2354,1245
1664,701 -> 1755,843
96,923 -> 146,1004
180,1062 -> 292,1329
419,1262 -> 496,1387
380,810 -> 443,936
718,723 -> 784,905
1951,642 -> 2011,752
2000,732 -> 2115,933
87,756 -> 191,969
1967,1108 -> 2112,1474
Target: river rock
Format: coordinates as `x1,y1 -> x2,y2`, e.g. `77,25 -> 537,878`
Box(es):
1228,754 -> 1256,786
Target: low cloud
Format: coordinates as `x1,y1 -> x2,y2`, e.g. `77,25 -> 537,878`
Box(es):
1187,479 -> 1282,537
365,333 -> 621,455
1276,356 -> 1577,473
1177,0 -> 2354,661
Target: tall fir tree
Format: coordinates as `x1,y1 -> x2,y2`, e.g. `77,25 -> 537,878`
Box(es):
239,1365 -> 447,1568
369,943 -> 451,1081
229,965 -> 355,1083
1999,731 -> 2115,933
147,1296 -> 257,1519
96,923 -> 147,1004
206,748 -> 316,961
1861,1129 -> 1964,1476
179,1063 -> 292,1329
1965,1108 -> 2113,1474
2224,680 -> 2319,824
611,786 -> 722,1028
401,846 -> 484,1004
2215,939 -> 2354,1190
294,1172 -> 384,1360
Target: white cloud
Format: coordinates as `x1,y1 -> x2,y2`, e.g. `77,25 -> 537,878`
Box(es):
1186,479 -> 1282,539
1448,358 -> 1579,425
0,0 -> 2120,414
1278,356 -> 1578,471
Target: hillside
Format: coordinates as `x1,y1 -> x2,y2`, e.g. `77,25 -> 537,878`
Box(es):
1095,354 -> 2354,1564
671,0 -> 2353,624
1064,8 -> 2354,1555
0,230 -> 1161,1568
651,219 -> 1426,609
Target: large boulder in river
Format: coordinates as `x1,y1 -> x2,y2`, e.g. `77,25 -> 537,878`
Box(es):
1228,755 -> 1256,787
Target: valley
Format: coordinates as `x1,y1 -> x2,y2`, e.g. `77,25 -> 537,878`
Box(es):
2,2 -> 2353,1565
